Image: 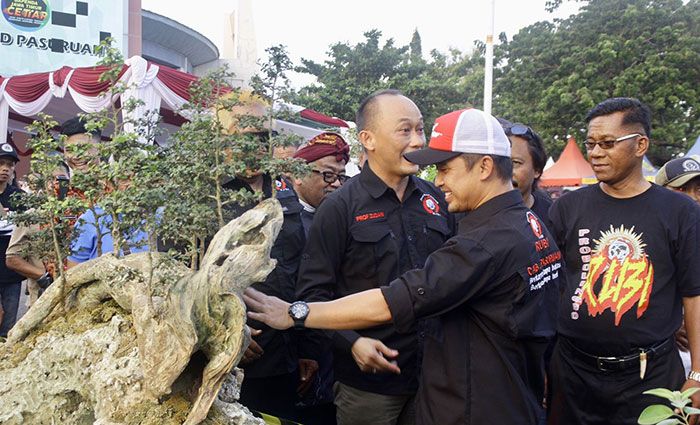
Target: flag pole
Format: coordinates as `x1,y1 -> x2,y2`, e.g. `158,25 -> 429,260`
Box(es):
483,0 -> 495,115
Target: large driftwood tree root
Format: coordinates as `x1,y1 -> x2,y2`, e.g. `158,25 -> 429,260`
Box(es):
0,199 -> 283,425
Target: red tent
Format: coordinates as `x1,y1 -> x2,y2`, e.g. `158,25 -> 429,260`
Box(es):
540,137 -> 593,187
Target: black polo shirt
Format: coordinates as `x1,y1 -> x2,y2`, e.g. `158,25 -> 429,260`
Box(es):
223,175 -> 305,378
382,190 -> 562,424
297,163 -> 453,395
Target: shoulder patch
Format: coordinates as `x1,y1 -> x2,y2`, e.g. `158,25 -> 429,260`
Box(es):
275,179 -> 290,192
526,211 -> 544,239
420,194 -> 440,216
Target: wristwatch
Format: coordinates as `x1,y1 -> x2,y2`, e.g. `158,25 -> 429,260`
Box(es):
688,370 -> 700,383
288,301 -> 310,329
36,271 -> 54,289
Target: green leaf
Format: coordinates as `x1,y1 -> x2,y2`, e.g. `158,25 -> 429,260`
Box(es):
644,389 -> 679,401
671,399 -> 691,409
681,388 -> 700,400
637,405 -> 675,424
656,419 -> 682,425
683,406 -> 700,415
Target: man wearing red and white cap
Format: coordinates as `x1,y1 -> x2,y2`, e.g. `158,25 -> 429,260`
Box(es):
244,108 -> 562,425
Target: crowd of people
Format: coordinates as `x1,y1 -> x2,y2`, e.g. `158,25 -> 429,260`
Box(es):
1,91 -> 700,425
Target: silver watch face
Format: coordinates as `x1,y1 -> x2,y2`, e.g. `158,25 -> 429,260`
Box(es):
290,302 -> 309,319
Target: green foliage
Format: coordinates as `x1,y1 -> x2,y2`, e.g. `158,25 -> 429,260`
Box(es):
11,114 -> 84,280
495,0 -> 700,163
292,0 -> 699,164
71,38 -> 162,258
16,41 -> 307,271
638,387 -> 700,425
292,29 -> 487,130
161,49 -> 306,266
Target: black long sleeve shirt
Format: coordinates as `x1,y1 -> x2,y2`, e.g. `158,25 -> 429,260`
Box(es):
296,164 -> 453,395
382,190 -> 562,424
223,175 -> 305,378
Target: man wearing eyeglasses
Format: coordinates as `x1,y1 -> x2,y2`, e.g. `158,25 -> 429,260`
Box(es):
293,132 -> 350,235
295,89 -> 454,425
289,132 -> 350,424
547,97 -> 700,424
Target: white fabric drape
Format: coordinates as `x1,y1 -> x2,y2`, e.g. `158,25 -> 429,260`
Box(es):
121,56 -> 163,140
0,56 -> 193,145
0,79 -> 9,145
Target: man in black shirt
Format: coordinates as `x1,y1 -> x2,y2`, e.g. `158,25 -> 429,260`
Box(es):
295,90 -> 452,425
292,132 -> 351,425
217,96 -> 307,422
0,143 -> 25,338
498,118 -> 553,230
547,98 -> 700,424
248,108 -> 562,425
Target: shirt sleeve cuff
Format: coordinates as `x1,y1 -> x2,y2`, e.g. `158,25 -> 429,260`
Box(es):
67,255 -> 85,263
381,279 -> 416,334
334,330 -> 362,351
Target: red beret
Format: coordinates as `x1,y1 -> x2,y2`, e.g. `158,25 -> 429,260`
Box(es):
294,132 -> 350,164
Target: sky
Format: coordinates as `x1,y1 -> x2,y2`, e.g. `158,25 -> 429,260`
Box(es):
141,0 -> 581,86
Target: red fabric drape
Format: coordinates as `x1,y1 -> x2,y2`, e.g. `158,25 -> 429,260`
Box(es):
52,66 -> 74,88
68,65 -> 128,96
300,109 -> 348,128
4,71 -> 50,102
155,64 -> 198,99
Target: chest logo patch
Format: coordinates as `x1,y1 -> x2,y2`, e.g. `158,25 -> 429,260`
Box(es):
355,211 -> 385,222
581,225 -> 654,326
420,194 -> 440,216
526,211 -> 544,239
274,179 -> 289,192
1,144 -> 13,152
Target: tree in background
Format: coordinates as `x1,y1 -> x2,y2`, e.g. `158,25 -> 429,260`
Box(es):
494,0 -> 699,163
291,0 -> 699,162
292,29 -> 485,131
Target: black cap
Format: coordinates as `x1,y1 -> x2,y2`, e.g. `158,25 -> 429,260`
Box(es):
404,149 -> 462,166
0,143 -> 19,162
60,117 -> 101,137
655,156 -> 700,188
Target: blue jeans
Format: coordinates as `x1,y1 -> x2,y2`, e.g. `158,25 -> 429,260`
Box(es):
0,280 -> 22,337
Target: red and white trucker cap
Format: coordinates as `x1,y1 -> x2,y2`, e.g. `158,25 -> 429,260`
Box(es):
404,108 -> 511,165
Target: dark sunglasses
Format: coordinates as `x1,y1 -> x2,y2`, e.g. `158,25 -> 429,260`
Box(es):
507,123 -> 535,139
312,170 -> 349,184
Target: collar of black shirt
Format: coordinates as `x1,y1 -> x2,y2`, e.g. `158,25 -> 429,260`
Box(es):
360,163 -> 419,201
458,190 -> 524,233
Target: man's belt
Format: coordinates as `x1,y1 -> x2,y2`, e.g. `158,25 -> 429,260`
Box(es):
563,336 -> 675,373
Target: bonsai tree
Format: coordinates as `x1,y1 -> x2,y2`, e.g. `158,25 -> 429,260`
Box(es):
638,388 -> 700,425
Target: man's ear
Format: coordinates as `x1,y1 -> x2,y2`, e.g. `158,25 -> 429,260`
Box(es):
635,135 -> 649,158
479,156 -> 495,181
358,130 -> 375,153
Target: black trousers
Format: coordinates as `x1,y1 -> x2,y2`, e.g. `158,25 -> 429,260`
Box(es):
547,337 -> 685,425
240,371 -> 303,423
0,280 -> 22,337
